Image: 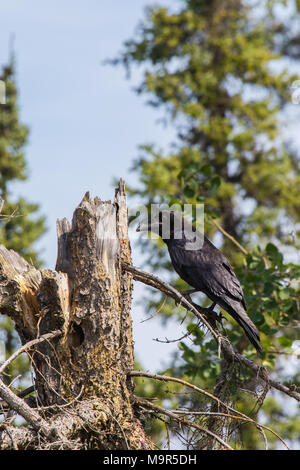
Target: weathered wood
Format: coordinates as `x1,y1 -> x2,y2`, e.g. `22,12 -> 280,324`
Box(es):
0,179 -> 153,450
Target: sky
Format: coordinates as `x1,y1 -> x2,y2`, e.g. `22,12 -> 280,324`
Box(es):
0,0 -> 183,371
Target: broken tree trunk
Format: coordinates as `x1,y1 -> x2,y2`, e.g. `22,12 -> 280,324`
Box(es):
0,180 -> 153,450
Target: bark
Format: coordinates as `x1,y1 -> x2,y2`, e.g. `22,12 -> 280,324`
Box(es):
0,179 -> 153,450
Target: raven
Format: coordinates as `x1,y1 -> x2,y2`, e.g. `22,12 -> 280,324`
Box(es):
137,210 -> 262,353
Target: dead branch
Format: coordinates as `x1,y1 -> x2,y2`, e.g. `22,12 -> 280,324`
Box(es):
0,399 -> 109,449
210,218 -> 248,256
124,264 -> 300,403
169,410 -> 288,449
135,396 -> 234,450
232,352 -> 300,401
131,371 -> 289,450
130,370 -> 241,413
123,263 -> 221,342
0,378 -> 55,437
0,330 -> 62,376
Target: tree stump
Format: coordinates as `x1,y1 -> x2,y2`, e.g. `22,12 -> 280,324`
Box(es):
0,179 -> 153,450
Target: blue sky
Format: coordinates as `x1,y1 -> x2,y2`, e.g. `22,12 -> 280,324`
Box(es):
0,0 -> 177,264
0,0 -> 183,370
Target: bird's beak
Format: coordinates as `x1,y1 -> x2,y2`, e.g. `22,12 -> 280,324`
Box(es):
136,222 -> 148,232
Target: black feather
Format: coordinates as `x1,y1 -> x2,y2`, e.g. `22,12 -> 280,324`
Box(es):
157,211 -> 262,353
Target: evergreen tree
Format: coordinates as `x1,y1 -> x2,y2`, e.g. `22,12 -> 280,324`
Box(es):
114,0 -> 300,449
0,58 -> 46,387
117,0 -> 300,254
0,59 -> 46,264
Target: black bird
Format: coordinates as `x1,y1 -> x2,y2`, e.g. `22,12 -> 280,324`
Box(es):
137,210 -> 262,353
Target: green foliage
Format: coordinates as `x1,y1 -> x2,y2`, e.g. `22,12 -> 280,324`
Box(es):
0,58 -> 46,389
118,0 -> 300,252
133,360 -> 182,447
115,0 -> 300,449
0,60 -> 46,266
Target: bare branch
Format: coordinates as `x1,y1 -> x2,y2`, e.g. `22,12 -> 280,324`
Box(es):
125,264 -> 300,403
122,263 -> 220,342
0,330 -> 62,376
209,218 -> 248,256
153,322 -> 201,343
232,351 -> 300,402
131,371 -> 289,450
130,370 -> 239,413
0,378 -> 54,437
170,410 -> 288,450
135,396 -> 234,450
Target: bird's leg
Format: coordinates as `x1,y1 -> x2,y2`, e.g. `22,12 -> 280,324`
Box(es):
180,288 -> 199,304
178,291 -> 222,328
209,307 -> 226,332
216,313 -> 225,331
208,302 -> 216,312
183,293 -> 193,304
204,302 -> 224,327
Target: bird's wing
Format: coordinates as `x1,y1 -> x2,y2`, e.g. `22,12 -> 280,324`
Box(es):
169,241 -> 245,306
168,238 -> 261,352
205,258 -> 246,306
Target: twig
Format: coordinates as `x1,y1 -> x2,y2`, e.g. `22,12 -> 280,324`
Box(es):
0,330 -> 68,442
0,378 -> 54,436
123,263 -> 220,342
141,298 -> 167,323
233,351 -> 300,402
210,219 -> 248,256
153,321 -> 201,343
0,330 -> 62,376
171,410 -> 286,450
131,370 -> 252,420
131,371 -> 289,449
0,424 -> 18,450
125,264 -> 300,403
34,385 -> 84,411
135,396 -> 234,450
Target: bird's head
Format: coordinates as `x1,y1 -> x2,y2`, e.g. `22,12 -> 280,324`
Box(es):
136,209 -> 198,243
136,209 -> 174,238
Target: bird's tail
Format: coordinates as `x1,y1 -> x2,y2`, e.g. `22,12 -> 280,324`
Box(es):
228,302 -> 262,354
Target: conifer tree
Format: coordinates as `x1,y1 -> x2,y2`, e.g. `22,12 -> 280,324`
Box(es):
114,0 -> 300,448
117,0 -> 300,254
0,58 -> 46,386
